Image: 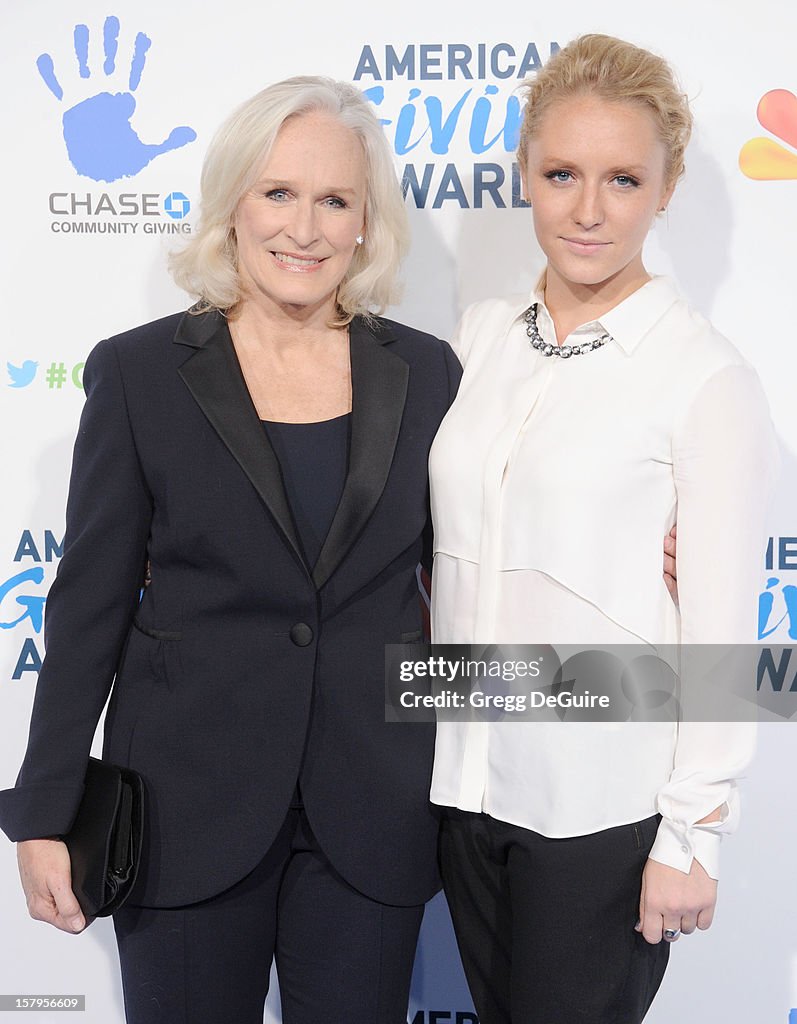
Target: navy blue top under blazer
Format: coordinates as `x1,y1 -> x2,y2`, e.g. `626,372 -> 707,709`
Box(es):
0,308 -> 461,908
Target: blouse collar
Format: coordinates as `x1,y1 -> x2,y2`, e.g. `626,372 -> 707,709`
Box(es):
525,276 -> 681,356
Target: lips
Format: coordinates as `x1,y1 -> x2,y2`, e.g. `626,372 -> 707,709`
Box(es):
272,251 -> 324,269
562,237 -> 610,254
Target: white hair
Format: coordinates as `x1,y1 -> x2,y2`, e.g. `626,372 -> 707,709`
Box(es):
170,76 -> 409,323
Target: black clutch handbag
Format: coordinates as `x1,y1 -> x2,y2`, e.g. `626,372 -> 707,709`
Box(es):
63,758 -> 144,918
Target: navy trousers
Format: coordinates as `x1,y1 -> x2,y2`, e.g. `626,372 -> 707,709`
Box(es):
113,807 -> 424,1024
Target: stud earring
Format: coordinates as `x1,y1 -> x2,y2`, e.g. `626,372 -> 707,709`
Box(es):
355,235 -> 364,245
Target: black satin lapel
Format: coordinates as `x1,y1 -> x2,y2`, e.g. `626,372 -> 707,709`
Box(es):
177,320 -> 305,569
313,320 -> 409,590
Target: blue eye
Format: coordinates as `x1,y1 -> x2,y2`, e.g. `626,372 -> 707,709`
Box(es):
613,175 -> 640,188
323,196 -> 347,209
265,188 -> 290,201
545,170 -> 573,183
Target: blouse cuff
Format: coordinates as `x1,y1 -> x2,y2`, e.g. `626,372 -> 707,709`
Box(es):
648,816 -> 723,879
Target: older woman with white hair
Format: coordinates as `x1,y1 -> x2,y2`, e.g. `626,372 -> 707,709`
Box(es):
0,77 -> 460,1024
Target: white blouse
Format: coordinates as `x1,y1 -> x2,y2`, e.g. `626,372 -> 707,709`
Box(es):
428,276 -> 778,878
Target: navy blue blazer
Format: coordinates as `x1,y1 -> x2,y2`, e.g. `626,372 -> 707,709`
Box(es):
0,309 -> 461,908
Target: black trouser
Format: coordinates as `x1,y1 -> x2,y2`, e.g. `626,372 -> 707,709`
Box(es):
113,807 -> 424,1024
439,810 -> 669,1024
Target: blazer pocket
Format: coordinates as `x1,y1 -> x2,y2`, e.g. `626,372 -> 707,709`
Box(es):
132,618 -> 183,642
129,619 -> 183,704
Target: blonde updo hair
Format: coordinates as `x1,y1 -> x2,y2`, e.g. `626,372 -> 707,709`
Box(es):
170,76 -> 409,325
517,34 -> 693,189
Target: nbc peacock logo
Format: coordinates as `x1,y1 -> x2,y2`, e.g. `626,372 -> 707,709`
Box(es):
739,90 -> 797,179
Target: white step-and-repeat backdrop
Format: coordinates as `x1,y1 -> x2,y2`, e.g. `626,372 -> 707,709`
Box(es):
2,1 -> 796,1021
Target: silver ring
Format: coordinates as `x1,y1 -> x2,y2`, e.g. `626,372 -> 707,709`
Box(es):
663,928 -> 681,941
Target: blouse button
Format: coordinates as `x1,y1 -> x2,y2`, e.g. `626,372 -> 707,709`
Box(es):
680,845 -> 689,854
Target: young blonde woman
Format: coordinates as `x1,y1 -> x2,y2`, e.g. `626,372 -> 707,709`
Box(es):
429,35 -> 777,1024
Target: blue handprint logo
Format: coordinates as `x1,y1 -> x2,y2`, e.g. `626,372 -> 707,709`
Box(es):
36,16 -> 197,183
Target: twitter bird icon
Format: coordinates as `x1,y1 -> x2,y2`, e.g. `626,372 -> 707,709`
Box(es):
7,360 -> 38,388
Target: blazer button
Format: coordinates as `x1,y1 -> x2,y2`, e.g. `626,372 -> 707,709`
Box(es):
290,623 -> 314,647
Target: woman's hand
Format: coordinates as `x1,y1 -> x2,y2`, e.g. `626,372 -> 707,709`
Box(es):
636,855 -> 716,944
663,525 -> 678,606
17,839 -> 87,933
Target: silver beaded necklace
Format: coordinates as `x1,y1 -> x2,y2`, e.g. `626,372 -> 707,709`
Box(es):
523,303 -> 612,359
